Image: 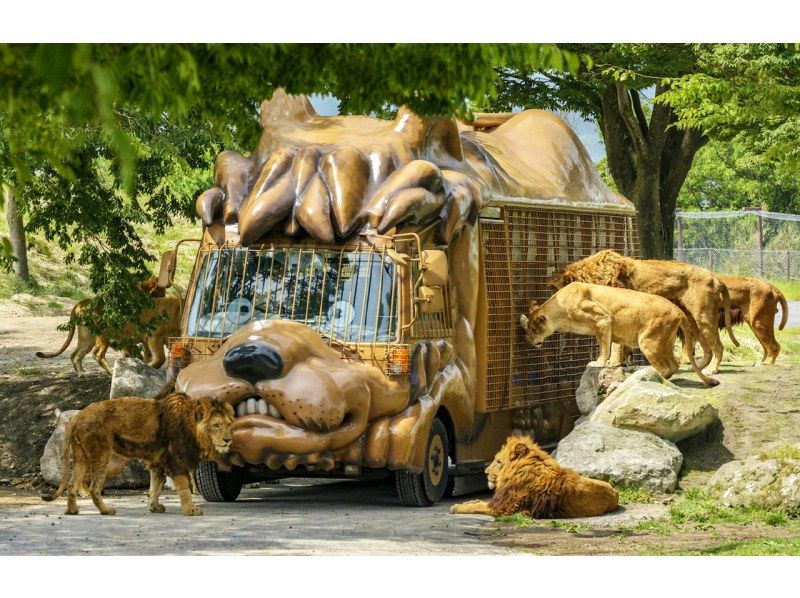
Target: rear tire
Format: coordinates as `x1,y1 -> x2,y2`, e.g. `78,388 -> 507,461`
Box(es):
396,418 -> 450,507
195,460 -> 245,502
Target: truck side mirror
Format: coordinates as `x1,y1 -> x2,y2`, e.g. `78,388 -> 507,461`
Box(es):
418,285 -> 445,314
421,250 -> 448,287
158,250 -> 177,289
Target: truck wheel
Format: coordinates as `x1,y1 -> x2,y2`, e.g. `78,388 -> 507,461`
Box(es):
395,418 -> 450,507
195,460 -> 245,502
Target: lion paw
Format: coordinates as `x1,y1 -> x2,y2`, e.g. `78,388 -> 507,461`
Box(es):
101,507 -> 117,516
149,503 -> 166,514
182,505 -> 203,516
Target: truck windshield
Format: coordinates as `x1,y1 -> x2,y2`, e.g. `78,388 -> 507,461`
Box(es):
185,247 -> 398,343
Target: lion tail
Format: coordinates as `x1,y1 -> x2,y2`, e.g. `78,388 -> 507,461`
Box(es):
41,418 -> 74,502
772,285 -> 789,331
719,282 -> 739,346
35,302 -> 80,359
679,317 -> 719,387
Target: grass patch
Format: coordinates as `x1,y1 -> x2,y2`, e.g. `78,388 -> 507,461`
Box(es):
692,537 -> 800,556
759,445 -> 800,462
617,485 -> 654,505
668,487 -> 792,528
496,514 -> 534,528
720,325 -> 800,363
10,365 -> 41,377
548,520 -> 590,534
770,279 -> 800,302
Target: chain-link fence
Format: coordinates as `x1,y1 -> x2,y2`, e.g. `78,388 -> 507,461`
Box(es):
675,210 -> 800,280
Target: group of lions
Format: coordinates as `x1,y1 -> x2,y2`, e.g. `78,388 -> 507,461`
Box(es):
42,251 -> 788,521
451,250 -> 789,519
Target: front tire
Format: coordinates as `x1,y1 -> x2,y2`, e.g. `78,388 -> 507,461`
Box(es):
396,418 -> 450,507
195,460 -> 245,502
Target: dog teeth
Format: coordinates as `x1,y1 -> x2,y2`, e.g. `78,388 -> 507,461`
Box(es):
235,398 -> 282,419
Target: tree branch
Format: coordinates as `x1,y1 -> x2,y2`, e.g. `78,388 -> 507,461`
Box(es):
613,82 -> 649,157
630,90 -> 649,141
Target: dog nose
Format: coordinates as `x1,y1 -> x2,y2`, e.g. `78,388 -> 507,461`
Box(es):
223,341 -> 283,385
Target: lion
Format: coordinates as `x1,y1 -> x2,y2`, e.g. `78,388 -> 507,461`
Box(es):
715,275 -> 789,365
550,249 -> 738,374
519,282 -> 719,386
42,391 -> 234,516
36,291 -> 183,376
450,436 -> 618,518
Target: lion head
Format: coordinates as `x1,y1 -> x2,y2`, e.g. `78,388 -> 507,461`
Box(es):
518,300 -> 554,348
194,399 -> 235,457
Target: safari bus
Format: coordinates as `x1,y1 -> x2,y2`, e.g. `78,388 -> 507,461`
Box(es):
158,90 -> 639,506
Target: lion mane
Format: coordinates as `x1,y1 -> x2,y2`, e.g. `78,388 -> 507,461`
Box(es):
549,248 -> 631,290
43,391 -> 234,516
451,436 -> 618,518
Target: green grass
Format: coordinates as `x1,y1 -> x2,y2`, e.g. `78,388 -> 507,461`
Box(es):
617,485 -> 654,505
496,514 -> 535,527
686,537 -> 800,556
759,445 -> 800,462
770,279 -> 800,301
668,487 -> 792,528
548,520 -> 590,534
721,324 -> 800,363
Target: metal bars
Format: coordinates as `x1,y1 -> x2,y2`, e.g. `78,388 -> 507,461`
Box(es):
481,206 -> 640,413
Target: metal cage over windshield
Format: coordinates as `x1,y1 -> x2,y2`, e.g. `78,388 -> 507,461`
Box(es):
184,244 -> 400,347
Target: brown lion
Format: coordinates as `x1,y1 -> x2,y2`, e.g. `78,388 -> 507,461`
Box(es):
36,289 -> 182,376
450,436 -> 618,518
550,249 -> 738,374
520,282 -> 718,386
42,392 -> 234,516
716,274 -> 789,365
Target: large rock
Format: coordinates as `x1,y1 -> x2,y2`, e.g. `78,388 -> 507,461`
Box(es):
708,448 -> 800,512
110,357 -> 166,400
40,410 -> 149,488
553,420 -> 683,493
589,367 -> 718,443
575,365 -> 628,415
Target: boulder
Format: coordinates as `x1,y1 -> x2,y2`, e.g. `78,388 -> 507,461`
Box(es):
575,365 -> 628,415
590,367 -> 718,443
708,448 -> 800,512
40,410 -> 149,488
553,420 -> 683,493
110,357 -> 166,400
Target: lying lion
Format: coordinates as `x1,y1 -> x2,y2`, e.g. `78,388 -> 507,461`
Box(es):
42,392 -> 234,516
450,436 -> 618,518
550,249 -> 738,374
36,288 -> 182,376
521,282 -> 719,386
716,274 -> 788,365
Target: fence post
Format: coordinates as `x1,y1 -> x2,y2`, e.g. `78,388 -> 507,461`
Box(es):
787,250 -> 791,280
757,211 -> 764,278
676,213 -> 684,261
708,247 -> 713,271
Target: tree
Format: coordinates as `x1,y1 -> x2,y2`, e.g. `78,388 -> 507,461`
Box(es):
1,43 -> 583,333
491,43 -> 711,258
677,139 -> 800,213
660,44 -> 800,181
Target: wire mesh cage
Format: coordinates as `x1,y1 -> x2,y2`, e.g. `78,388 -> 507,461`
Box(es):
676,210 -> 800,280
481,205 -> 639,413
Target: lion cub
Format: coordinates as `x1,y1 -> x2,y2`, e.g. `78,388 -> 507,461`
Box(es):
520,282 -> 719,387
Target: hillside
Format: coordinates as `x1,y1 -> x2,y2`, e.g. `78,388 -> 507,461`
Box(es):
1,217 -> 201,317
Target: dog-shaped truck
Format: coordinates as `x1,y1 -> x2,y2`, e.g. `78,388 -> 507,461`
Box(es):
158,90 -> 639,506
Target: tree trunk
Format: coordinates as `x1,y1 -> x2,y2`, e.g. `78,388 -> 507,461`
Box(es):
4,187 -> 30,282
596,84 -> 706,260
